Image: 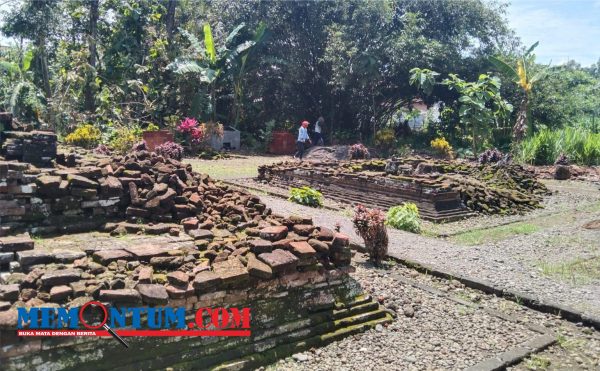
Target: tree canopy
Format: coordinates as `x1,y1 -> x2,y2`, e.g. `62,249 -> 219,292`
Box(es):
0,0 -> 598,150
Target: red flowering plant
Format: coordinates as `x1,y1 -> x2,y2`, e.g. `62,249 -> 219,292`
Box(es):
177,117 -> 208,152
177,117 -> 208,146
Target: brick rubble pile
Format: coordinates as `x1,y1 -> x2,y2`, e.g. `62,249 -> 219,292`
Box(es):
0,149 -> 354,328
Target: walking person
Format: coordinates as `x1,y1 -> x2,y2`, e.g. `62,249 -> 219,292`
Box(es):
294,120 -> 311,160
313,116 -> 325,146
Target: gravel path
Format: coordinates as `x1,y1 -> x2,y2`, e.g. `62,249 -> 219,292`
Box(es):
395,262 -> 600,371
264,254 -> 539,371
252,184 -> 600,320
265,254 -> 600,370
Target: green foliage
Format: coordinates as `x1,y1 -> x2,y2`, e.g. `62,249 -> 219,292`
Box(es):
255,119 -> 277,151
168,22 -> 261,123
385,203 -> 421,233
528,62 -> 600,131
64,124 -> 101,148
0,47 -> 44,122
4,0 -> 596,156
517,127 -> 600,166
489,42 -> 548,140
374,128 -> 397,152
442,73 -> 513,153
409,68 -> 439,96
109,126 -> 143,154
145,123 -> 160,131
288,186 -> 323,208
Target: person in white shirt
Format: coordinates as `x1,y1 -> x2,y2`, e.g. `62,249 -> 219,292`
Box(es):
313,116 -> 324,146
294,120 -> 311,160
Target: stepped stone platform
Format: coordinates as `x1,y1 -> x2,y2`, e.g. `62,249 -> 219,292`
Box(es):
258,159 -> 474,222
0,233 -> 390,370
258,157 -> 548,221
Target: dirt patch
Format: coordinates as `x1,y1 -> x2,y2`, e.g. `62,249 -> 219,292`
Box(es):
583,219 -> 600,230
303,145 -> 353,161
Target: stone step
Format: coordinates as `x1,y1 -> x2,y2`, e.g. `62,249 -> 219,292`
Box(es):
213,312 -> 393,371
199,300 -> 390,370
334,294 -> 372,310
111,295 -> 390,371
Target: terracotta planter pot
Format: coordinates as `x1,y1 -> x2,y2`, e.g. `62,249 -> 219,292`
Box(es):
269,131 -> 296,155
143,130 -> 174,151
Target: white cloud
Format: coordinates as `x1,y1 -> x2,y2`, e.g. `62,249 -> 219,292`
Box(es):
508,1 -> 600,66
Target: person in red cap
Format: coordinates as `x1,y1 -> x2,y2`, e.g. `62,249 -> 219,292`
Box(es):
294,120 -> 311,160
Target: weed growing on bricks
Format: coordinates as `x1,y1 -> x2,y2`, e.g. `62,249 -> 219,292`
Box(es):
353,204 -> 389,266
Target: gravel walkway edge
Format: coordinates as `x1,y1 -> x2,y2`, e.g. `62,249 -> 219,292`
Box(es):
221,179 -> 600,331
387,254 -> 600,332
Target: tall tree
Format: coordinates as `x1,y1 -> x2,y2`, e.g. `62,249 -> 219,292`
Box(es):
1,0 -> 61,98
165,0 -> 176,47
84,0 -> 99,111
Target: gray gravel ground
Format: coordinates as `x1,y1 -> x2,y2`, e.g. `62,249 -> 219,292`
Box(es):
400,262 -> 600,371
264,254 -> 540,371
265,253 -> 600,370
242,179 -> 600,320
186,157 -> 600,369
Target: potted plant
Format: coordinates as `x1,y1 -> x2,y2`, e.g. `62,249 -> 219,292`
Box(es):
269,120 -> 296,155
142,123 -> 173,151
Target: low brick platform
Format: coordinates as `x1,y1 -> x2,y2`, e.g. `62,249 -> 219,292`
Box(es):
258,159 -> 474,222
258,157 -> 548,220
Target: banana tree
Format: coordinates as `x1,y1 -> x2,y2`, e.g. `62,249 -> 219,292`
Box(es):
231,22 -> 267,128
168,23 -> 258,124
489,42 -> 547,141
0,49 -> 45,123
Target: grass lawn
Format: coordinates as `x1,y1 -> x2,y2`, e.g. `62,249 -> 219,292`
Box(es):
537,257 -> 600,285
451,222 -> 540,245
448,208 -> 590,246
184,155 -> 287,180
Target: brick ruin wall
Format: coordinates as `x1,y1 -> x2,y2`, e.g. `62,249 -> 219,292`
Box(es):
0,149 -> 390,369
0,160 -> 127,237
258,160 -> 474,222
1,131 -> 57,168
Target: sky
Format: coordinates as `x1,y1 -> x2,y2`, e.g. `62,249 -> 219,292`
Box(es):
507,0 -> 600,66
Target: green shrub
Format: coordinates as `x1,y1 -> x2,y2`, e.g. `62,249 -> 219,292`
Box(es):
386,202 -> 421,233
288,186 -> 323,207
145,123 -> 160,131
517,127 -> 600,166
374,128 -> 397,153
109,126 -> 143,154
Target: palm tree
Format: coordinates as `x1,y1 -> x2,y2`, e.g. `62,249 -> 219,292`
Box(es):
489,42 -> 547,141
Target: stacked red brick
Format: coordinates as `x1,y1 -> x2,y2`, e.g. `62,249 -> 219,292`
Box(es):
0,149 -> 353,315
